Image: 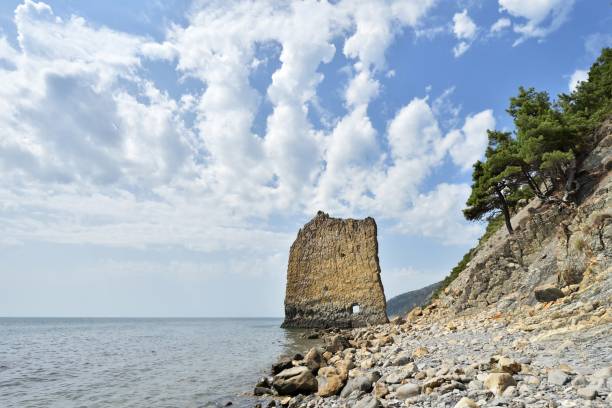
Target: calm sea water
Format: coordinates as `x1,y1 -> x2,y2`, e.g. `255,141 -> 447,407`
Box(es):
0,318 -> 316,408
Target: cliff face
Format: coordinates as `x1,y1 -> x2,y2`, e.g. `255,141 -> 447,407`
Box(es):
281,211 -> 388,329
438,120 -> 612,314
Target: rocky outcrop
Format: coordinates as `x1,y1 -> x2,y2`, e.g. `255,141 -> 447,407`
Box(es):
281,211 -> 388,329
438,120 -> 612,314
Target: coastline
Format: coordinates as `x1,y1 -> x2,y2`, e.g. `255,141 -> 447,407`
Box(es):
249,299 -> 611,407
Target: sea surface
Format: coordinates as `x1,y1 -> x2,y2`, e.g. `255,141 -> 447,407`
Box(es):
0,318 -> 317,408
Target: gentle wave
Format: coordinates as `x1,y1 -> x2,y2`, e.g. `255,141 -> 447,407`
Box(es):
0,318 -> 315,408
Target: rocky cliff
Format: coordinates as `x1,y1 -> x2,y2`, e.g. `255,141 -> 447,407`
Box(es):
437,119 -> 611,315
281,211 -> 388,329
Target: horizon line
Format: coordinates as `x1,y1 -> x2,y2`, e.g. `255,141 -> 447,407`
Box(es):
0,316 -> 285,319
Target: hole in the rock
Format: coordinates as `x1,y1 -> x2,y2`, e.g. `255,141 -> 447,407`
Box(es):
352,304 -> 360,314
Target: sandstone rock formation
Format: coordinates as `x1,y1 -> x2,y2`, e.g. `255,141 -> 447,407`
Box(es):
281,211 -> 388,328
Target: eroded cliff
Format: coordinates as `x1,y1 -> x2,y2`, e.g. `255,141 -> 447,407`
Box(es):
437,119 -> 612,314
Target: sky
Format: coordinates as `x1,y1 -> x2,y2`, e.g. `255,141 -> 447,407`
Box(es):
0,0 -> 610,317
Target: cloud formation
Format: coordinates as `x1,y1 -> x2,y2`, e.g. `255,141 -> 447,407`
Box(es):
568,69 -> 587,92
0,0 -> 496,261
452,9 -> 478,57
498,0 -> 575,45
490,17 -> 511,34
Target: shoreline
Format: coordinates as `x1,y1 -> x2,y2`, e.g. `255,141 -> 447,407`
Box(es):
249,299 -> 611,407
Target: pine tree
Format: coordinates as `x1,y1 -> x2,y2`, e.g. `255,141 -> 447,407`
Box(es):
463,132 -> 525,235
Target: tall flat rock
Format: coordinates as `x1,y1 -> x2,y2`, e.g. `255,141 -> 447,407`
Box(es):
281,211 -> 388,329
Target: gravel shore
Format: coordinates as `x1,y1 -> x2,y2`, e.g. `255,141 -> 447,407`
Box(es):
251,289 -> 611,408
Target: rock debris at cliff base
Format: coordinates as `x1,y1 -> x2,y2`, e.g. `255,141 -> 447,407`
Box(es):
253,294 -> 611,407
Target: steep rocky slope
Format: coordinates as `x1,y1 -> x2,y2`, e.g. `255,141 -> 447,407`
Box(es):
437,119 -> 611,315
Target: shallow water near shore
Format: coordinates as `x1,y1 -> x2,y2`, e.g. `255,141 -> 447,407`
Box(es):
0,317 -> 316,408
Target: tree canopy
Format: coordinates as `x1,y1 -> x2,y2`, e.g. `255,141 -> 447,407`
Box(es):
463,48 -> 612,234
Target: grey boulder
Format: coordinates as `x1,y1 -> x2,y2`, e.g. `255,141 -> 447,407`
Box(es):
340,376 -> 373,398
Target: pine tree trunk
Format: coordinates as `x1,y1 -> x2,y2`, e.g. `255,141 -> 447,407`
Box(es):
563,160 -> 578,202
495,186 -> 514,234
522,167 -> 545,198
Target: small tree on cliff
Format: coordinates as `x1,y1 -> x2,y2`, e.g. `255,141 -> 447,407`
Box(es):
559,47 -> 612,133
487,130 -> 546,199
464,160 -> 517,234
508,87 -> 582,197
463,131 -> 525,234
540,150 -> 576,192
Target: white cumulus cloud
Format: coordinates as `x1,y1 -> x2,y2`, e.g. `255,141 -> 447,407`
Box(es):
498,0 -> 575,45
490,17 -> 512,33
0,0 -> 495,269
568,69 -> 588,92
452,9 -> 477,57
446,109 -> 496,171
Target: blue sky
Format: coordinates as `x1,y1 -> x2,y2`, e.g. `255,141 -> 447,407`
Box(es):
0,0 -> 610,317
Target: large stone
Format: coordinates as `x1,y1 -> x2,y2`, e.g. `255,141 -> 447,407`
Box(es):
396,383 -> 420,399
272,366 -> 318,396
391,352 -> 413,366
316,367 -> 344,397
340,376 -> 373,398
406,307 -> 423,322
325,335 -> 350,353
385,364 -> 417,383
304,347 -> 324,372
484,373 -> 517,395
281,212 -> 389,328
373,382 -> 389,398
334,359 -> 353,381
253,386 -> 274,396
534,285 -> 565,302
548,369 -> 570,385
577,387 -> 597,400
272,356 -> 293,374
412,346 -> 430,358
498,356 -> 522,374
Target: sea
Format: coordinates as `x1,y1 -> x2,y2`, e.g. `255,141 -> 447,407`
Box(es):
0,318 -> 318,408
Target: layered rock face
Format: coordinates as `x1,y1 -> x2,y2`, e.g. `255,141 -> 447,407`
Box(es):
281,211 -> 388,328
439,119 -> 612,313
